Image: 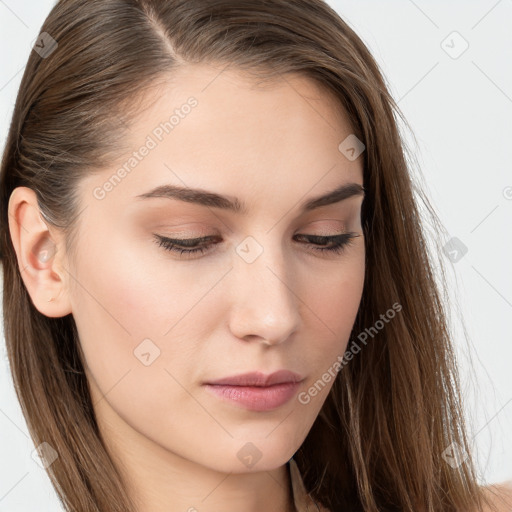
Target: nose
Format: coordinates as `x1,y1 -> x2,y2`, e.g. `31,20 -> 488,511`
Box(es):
227,241 -> 301,346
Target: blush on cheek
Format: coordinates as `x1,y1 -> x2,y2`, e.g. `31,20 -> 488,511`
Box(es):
309,274 -> 364,367
319,275 -> 363,322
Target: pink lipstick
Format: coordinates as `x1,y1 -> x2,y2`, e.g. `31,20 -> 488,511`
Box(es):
203,370 -> 304,412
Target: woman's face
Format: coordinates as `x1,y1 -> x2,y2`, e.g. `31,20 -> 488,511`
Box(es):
67,65 -> 365,474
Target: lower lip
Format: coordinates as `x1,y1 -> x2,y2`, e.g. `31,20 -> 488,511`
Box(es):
203,382 -> 301,411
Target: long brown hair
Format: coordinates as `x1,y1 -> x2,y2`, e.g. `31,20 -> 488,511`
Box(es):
0,0 -> 494,510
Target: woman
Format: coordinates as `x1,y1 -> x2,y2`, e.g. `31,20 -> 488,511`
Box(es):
1,0 -> 510,511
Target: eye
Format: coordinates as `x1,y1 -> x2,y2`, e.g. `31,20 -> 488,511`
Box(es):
153,235 -> 220,258
153,232 -> 361,259
293,232 -> 360,254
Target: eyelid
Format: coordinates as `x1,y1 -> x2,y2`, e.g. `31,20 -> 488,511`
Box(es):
156,219 -> 349,238
154,231 -> 360,259
154,232 -> 359,248
158,234 -> 219,244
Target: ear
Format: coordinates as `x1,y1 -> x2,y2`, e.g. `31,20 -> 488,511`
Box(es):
8,186 -> 72,318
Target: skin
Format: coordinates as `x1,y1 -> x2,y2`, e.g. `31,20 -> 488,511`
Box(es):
9,64 -> 365,512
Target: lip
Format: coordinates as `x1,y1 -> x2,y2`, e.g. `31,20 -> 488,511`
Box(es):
205,370 -> 304,387
203,370 -> 305,412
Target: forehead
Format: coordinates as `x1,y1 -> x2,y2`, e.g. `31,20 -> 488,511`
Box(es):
79,63 -> 363,218
124,62 -> 356,147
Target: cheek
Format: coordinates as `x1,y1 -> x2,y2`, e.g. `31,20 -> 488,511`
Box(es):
302,253 -> 365,379
68,232 -> 218,395
311,249 -> 365,332
71,228 -> 187,338
66,235 -> 164,395
69,243 -> 204,437
324,275 -> 364,337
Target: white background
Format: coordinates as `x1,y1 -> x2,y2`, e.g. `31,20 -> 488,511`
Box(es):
1,1 -> 511,510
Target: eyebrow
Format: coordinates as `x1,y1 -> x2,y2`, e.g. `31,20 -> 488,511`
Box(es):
135,182 -> 365,215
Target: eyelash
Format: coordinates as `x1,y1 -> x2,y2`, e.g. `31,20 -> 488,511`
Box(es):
153,232 -> 360,258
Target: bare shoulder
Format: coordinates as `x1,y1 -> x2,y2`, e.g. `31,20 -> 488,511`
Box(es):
481,481 -> 512,512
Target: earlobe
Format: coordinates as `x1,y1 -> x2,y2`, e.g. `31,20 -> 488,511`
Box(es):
7,186 -> 72,318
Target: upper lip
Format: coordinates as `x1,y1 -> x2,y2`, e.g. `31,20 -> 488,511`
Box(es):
205,370 -> 304,387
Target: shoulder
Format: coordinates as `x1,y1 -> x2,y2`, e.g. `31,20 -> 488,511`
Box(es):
481,481 -> 512,512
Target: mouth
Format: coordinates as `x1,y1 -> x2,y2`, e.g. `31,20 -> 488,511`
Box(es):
203,370 -> 305,412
